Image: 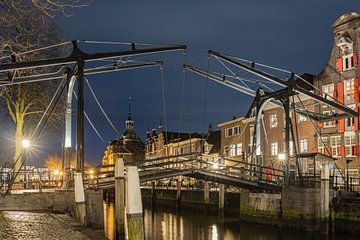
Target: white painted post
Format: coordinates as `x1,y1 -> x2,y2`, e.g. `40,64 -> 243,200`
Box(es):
74,171 -> 87,225
320,159 -> 330,235
115,157 -> 126,240
126,166 -> 144,240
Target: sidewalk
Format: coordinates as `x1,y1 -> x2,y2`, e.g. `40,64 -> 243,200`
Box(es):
0,211 -> 107,240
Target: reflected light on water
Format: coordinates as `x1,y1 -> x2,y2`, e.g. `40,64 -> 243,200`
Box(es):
211,224 -> 218,240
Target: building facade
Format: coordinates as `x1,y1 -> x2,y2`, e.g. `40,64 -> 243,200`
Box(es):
313,12 -> 360,182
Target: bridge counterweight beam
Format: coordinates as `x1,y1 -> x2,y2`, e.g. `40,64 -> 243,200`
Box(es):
284,97 -> 291,185
76,59 -> 85,172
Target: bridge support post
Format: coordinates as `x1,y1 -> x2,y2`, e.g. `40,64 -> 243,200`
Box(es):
151,181 -> 156,203
219,184 -> 225,210
74,171 -> 87,226
320,159 -> 330,235
126,166 -> 145,240
204,181 -> 210,204
115,157 -> 125,240
176,177 -> 182,207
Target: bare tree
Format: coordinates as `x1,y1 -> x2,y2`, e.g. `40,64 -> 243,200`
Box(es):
0,1 -> 90,181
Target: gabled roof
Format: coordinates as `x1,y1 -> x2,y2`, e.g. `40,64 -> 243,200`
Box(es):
333,12 -> 360,28
162,131 -> 203,144
205,130 -> 221,154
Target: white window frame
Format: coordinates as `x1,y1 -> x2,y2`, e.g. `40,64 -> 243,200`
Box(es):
270,114 -> 278,128
330,136 -> 341,157
289,141 -> 294,156
322,83 -> 335,103
298,114 -> 307,123
225,126 -> 241,138
346,169 -> 359,185
343,54 -> 354,71
344,79 -> 355,106
344,133 -> 356,157
317,137 -> 328,154
323,110 -> 335,128
271,142 -> 278,156
300,139 -> 308,153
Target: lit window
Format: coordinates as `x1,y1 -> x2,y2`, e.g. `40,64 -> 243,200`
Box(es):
331,136 -> 341,157
344,79 -> 355,106
270,114 -> 278,128
300,139 -> 308,153
289,141 -> 294,156
317,137 -> 328,154
345,117 -> 354,131
298,114 -> 307,123
345,134 -> 356,156
322,84 -> 335,102
271,142 -> 278,156
236,143 -> 242,157
323,110 -> 335,128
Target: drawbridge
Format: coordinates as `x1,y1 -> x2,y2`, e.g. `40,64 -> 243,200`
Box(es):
84,153 -> 283,193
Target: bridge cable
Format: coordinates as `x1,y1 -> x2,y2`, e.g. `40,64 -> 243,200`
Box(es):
84,76 -> 120,136
72,90 -> 106,143
160,65 -> 168,146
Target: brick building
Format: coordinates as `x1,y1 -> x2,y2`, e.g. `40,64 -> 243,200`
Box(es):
313,12 -> 360,181
216,13 -> 360,181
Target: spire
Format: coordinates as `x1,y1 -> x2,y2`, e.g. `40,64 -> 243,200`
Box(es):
126,97 -> 134,131
127,96 -> 132,121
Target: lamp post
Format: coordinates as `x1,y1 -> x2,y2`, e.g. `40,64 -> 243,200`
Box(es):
21,139 -> 31,189
346,159 -> 353,192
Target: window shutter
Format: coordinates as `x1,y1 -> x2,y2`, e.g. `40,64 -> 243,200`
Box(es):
356,145 -> 360,156
338,119 -> 345,133
355,107 -> 359,131
317,122 -> 323,128
354,78 -> 359,104
338,146 -> 345,156
336,57 -> 343,72
311,148 -> 317,153
337,82 -> 344,104
354,52 -> 358,67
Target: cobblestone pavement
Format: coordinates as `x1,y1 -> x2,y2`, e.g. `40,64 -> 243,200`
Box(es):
0,211 -> 101,240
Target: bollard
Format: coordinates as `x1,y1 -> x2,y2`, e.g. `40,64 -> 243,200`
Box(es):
74,171 -> 87,226
126,166 -> 144,240
115,157 -> 126,240
219,184 -> 225,210
204,181 -> 210,204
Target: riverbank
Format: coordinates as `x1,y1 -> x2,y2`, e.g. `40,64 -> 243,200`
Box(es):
138,187 -> 360,236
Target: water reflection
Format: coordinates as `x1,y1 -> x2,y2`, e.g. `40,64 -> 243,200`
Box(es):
104,202 -> 355,240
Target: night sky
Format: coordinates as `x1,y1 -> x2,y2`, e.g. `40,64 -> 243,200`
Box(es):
28,1 -> 360,166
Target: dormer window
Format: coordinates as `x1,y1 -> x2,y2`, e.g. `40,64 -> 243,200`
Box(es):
336,36 -> 358,72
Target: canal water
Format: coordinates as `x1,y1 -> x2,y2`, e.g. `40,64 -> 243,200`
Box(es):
103,202 -> 356,240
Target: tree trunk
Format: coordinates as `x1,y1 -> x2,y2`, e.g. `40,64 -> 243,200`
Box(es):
14,116 -> 24,186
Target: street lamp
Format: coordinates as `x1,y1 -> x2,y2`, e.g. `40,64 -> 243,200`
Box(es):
22,139 -> 31,149
278,153 -> 286,161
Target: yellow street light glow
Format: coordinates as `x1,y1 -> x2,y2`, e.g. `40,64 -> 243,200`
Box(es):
278,153 -> 286,161
89,169 -> 94,175
213,162 -> 220,170
22,139 -> 31,149
53,169 -> 60,175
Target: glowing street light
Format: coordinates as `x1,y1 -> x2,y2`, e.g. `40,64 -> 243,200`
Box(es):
278,153 -> 286,161
213,162 -> 220,170
22,139 -> 31,149
53,169 -> 60,176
